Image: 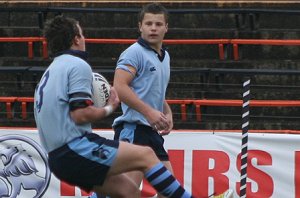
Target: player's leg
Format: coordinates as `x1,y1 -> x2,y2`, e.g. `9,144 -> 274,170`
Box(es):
148,127 -> 175,198
112,155 -> 174,198
123,170 -> 144,188
157,160 -> 174,198
48,133 -> 140,198
107,141 -> 193,198
113,123 -> 173,193
113,123 -> 146,190
92,173 -> 140,198
163,160 -> 174,173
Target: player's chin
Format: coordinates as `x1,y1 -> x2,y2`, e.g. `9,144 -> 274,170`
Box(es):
146,37 -> 161,44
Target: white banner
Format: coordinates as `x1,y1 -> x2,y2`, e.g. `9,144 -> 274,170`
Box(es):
0,128 -> 299,198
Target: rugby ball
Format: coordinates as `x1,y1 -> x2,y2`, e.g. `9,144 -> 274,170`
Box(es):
92,72 -> 110,108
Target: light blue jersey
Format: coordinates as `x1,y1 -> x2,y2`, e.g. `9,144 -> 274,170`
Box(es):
34,52 -> 93,153
113,37 -> 170,127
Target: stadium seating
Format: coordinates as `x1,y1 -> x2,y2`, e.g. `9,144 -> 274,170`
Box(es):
1,3 -> 300,129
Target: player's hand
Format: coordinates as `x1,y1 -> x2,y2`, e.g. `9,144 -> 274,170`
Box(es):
159,113 -> 173,136
146,109 -> 169,132
107,87 -> 120,111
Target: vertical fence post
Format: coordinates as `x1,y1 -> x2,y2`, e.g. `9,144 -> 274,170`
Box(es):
240,78 -> 251,198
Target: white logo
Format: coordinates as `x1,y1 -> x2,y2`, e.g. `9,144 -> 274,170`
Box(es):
0,135 -> 51,198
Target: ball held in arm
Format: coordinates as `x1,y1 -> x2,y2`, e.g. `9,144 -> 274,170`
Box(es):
91,72 -> 110,108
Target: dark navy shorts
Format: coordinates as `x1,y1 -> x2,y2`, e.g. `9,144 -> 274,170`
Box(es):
114,122 -> 169,161
48,133 -> 119,192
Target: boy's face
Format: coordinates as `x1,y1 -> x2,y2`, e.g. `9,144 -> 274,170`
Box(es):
72,24 -> 86,51
139,13 -> 168,48
77,24 -> 86,51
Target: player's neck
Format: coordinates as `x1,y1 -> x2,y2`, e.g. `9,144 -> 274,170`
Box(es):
150,43 -> 162,55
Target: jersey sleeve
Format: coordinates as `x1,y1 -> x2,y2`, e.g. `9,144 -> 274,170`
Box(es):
68,62 -> 93,104
116,44 -> 140,73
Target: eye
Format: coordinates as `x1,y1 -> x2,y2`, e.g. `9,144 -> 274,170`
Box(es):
144,21 -> 152,26
156,22 -> 164,27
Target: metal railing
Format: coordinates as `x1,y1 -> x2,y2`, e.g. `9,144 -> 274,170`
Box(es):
2,37 -> 300,60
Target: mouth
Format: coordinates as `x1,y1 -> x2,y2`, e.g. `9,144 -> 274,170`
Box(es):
149,34 -> 158,38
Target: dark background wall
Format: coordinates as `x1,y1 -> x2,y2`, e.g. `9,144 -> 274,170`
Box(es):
1,1 -> 300,129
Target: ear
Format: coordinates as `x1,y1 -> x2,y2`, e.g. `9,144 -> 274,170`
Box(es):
73,35 -> 80,45
138,22 -> 142,32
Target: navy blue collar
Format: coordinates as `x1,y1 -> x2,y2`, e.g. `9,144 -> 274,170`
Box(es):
54,50 -> 89,61
137,37 -> 167,62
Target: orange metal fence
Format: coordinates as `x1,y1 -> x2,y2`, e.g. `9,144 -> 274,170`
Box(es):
1,97 -> 300,121
0,37 -> 48,59
85,38 -> 230,60
0,37 -> 230,60
231,39 -> 300,60
0,97 -> 17,119
2,37 -> 300,60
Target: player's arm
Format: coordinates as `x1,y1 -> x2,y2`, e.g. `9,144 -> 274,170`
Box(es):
113,65 -> 168,131
70,87 -> 119,124
71,105 -> 108,124
113,65 -> 152,116
159,100 -> 173,135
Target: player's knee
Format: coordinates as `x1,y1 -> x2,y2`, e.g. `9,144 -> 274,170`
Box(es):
115,189 -> 139,198
140,146 -> 159,165
141,145 -> 155,157
97,183 -> 139,198
113,184 -> 140,198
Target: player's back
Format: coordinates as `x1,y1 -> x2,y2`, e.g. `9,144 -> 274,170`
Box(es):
34,54 -> 93,153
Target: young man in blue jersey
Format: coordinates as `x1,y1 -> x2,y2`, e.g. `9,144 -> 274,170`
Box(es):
34,15 -> 194,198
113,3 -> 233,198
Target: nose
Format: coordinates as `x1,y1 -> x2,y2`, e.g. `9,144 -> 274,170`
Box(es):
150,24 -> 157,31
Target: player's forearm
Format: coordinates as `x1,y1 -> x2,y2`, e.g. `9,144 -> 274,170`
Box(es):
117,85 -> 152,117
163,100 -> 172,116
70,105 -> 109,124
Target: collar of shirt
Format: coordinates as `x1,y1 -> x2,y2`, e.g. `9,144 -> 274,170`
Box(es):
137,37 -> 167,62
54,50 -> 89,61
